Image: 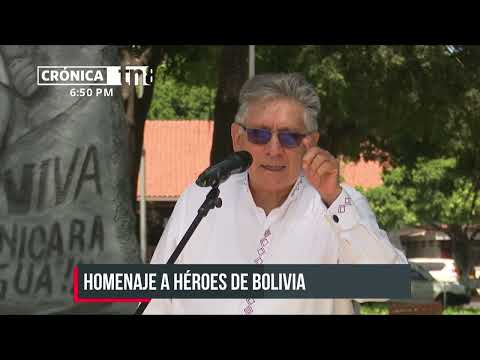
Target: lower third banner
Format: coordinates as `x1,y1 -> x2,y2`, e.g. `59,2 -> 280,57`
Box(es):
74,264 -> 411,302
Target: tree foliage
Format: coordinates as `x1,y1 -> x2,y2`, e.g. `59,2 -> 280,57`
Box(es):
147,65 -> 215,120
256,45 -> 474,164
361,157 -> 480,282
361,158 -> 479,230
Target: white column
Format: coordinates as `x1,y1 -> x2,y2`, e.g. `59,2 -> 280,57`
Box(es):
249,45 -> 255,79
140,148 -> 147,263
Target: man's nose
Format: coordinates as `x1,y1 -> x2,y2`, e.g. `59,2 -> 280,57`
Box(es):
265,133 -> 283,156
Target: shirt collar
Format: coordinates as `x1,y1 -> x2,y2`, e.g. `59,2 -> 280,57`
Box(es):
241,171 -> 305,212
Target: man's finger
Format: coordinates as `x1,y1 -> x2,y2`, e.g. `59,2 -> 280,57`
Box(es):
307,154 -> 328,173
315,160 -> 337,178
302,147 -> 322,167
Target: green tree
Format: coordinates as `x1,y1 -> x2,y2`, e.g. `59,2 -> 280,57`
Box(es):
256,45 -> 469,162
144,45 -> 479,167
147,66 -> 215,120
361,158 -> 480,284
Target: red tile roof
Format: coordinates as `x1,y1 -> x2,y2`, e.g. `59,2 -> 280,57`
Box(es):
138,120 -> 383,200
138,120 -> 213,200
341,155 -> 384,189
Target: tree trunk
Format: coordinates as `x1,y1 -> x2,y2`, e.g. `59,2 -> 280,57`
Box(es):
210,46 -> 249,165
124,46 -> 165,210
449,224 -> 475,287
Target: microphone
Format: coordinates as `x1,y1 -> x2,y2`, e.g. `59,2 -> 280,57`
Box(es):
196,151 -> 253,187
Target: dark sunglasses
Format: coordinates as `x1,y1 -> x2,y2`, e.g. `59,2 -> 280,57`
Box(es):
237,123 -> 308,148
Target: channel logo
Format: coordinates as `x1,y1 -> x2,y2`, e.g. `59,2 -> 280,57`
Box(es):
37,66 -> 154,86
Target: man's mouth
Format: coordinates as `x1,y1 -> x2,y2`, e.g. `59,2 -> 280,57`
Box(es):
261,165 -> 286,172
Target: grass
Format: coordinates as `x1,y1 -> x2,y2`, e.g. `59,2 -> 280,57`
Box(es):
442,306 -> 480,315
360,303 -> 480,315
360,303 -> 389,315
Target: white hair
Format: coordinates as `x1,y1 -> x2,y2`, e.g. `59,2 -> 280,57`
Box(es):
234,73 -> 320,132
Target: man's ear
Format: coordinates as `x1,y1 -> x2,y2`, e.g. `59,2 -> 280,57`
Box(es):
231,122 -> 243,152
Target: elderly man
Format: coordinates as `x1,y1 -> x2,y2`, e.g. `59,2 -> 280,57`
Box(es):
145,73 -> 407,315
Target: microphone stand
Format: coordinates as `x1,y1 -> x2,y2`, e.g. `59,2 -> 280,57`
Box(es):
135,182 -> 223,315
